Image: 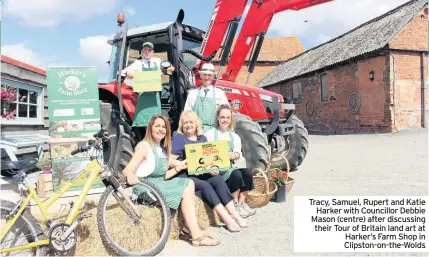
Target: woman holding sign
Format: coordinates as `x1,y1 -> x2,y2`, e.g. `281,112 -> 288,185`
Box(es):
172,110 -> 248,232
123,42 -> 172,128
122,115 -> 220,247
205,105 -> 256,218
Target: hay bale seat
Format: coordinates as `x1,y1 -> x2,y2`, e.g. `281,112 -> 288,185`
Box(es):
44,196 -> 221,256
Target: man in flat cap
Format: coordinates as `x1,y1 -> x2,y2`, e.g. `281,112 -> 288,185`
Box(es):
122,42 -> 172,129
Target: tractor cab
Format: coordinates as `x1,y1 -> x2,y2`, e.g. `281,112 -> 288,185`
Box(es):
106,20 -> 205,127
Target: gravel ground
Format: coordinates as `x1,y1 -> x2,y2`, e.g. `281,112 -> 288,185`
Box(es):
159,128 -> 428,256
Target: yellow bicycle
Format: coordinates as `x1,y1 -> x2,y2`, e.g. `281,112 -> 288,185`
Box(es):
0,130 -> 171,256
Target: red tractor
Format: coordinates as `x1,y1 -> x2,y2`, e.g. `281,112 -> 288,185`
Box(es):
98,0 -> 333,173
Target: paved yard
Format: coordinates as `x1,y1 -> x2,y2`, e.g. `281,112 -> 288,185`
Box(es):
160,128 -> 428,256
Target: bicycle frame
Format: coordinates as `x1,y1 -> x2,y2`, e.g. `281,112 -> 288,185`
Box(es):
0,159 -> 103,254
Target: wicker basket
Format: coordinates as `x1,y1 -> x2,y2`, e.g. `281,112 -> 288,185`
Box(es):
245,168 -> 278,208
285,177 -> 295,193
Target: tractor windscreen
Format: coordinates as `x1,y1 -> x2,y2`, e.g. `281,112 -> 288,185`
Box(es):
125,38 -> 171,84
182,38 -> 201,69
108,41 -> 122,82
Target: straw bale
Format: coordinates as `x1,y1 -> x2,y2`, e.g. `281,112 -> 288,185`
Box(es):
45,196 -> 220,256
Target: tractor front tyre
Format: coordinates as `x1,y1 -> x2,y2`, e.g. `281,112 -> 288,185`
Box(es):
234,113 -> 270,171
100,100 -> 120,167
99,100 -> 135,171
272,115 -> 309,171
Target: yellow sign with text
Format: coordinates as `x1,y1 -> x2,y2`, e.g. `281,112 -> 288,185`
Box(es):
185,140 -> 231,175
132,71 -> 162,92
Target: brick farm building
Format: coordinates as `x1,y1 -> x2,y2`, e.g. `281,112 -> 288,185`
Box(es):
258,0 -> 428,133
213,36 -> 305,86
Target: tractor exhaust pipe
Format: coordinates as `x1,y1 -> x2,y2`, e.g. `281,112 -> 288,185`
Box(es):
116,14 -> 128,120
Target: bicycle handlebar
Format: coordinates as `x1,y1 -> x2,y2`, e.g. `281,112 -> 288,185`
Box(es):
71,146 -> 89,155
70,129 -> 107,156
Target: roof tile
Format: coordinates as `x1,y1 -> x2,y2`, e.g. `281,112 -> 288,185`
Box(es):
258,0 -> 427,88
213,36 -> 304,62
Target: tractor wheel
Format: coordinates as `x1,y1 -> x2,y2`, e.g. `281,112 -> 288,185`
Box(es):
272,115 -> 309,171
234,113 -> 270,171
99,100 -> 135,171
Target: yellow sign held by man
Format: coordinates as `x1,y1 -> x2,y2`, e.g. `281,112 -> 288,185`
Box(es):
185,140 -> 230,175
132,71 -> 162,92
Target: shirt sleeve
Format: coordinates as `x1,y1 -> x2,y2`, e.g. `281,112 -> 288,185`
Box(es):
200,135 -> 208,142
171,135 -> 185,159
184,89 -> 196,110
204,129 -> 214,142
123,60 -> 141,74
218,88 -> 229,105
152,57 -> 162,70
232,133 -> 242,157
134,141 -> 155,177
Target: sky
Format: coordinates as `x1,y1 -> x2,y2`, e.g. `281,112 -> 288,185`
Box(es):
1,0 -> 411,82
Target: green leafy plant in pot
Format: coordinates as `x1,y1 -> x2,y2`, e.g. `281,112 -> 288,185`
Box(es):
37,153 -> 52,174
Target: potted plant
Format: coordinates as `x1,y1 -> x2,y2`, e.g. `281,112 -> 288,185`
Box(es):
37,153 -> 52,174
268,168 -> 290,203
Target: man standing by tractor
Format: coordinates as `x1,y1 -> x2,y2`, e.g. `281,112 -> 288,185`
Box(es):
184,63 -> 229,132
123,41 -> 171,129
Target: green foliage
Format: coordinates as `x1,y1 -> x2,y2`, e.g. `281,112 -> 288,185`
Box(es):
37,153 -> 52,169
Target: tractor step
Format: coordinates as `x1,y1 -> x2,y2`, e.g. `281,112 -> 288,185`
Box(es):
277,123 -> 295,136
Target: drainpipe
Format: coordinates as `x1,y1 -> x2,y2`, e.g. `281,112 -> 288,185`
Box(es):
421,52 -> 426,128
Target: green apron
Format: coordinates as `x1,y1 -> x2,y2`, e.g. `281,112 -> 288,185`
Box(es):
214,129 -> 235,181
132,62 -> 162,127
133,143 -> 190,210
192,86 -> 217,133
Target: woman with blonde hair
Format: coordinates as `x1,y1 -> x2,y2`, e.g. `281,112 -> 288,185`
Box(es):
122,114 -> 220,247
204,105 -> 256,218
172,110 -> 248,234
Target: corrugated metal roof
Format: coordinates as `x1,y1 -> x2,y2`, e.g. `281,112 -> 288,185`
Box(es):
258,0 -> 427,88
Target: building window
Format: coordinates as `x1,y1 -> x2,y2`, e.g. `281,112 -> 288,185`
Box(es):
1,79 -> 43,125
292,81 -> 302,104
321,74 -> 328,102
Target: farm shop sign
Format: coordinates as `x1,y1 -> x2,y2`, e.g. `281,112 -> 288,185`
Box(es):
46,67 -> 100,121
57,69 -> 89,96
46,66 -> 103,193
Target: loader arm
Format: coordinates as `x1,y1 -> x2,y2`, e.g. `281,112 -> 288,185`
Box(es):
222,0 -> 334,83
195,0 -> 248,73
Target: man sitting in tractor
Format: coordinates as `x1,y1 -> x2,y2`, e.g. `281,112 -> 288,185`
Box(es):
122,41 -> 173,132
184,63 -> 229,133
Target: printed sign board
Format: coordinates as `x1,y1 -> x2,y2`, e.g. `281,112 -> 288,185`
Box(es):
132,71 -> 162,92
185,140 -> 230,175
46,67 -> 104,192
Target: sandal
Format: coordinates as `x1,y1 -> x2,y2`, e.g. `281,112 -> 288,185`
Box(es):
180,226 -> 192,240
225,221 -> 241,232
191,234 -> 220,247
232,215 -> 249,228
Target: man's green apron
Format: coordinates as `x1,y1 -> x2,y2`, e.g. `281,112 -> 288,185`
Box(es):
192,86 -> 217,133
214,129 -> 235,181
132,62 -> 162,127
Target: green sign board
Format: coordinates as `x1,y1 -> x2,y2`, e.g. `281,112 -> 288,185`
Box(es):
47,67 -> 100,121
46,67 -> 104,192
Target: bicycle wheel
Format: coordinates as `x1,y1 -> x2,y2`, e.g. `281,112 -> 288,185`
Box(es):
1,200 -> 47,256
97,180 -> 171,256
